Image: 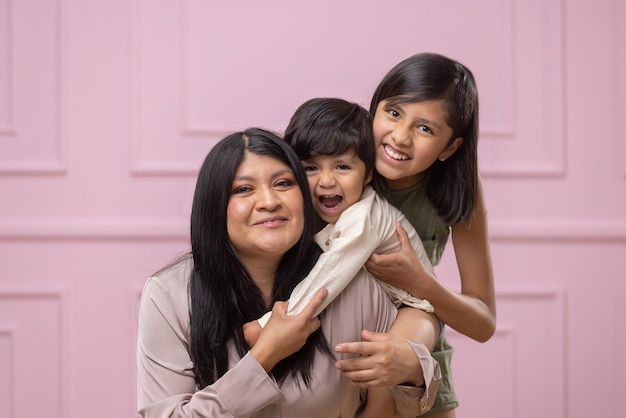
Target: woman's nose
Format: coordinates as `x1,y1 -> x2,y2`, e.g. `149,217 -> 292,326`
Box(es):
256,188 -> 281,210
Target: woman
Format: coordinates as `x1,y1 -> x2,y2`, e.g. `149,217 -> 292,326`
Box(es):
136,128 -> 427,417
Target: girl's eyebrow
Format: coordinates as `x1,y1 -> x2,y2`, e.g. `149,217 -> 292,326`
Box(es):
414,117 -> 443,131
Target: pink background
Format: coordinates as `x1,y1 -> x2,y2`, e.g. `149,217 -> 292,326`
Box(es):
1,1 -> 625,417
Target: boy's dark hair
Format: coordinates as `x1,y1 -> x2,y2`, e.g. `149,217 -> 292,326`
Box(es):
284,97 -> 375,176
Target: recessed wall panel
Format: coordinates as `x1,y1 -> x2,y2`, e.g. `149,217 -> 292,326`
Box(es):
132,0 -> 563,177
0,288 -> 64,418
446,285 -> 565,417
0,0 -> 64,174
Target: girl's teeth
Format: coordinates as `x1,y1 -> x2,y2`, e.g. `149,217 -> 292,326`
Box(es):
384,145 -> 409,160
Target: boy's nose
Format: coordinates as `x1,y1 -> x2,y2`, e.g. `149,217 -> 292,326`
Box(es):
319,171 -> 336,187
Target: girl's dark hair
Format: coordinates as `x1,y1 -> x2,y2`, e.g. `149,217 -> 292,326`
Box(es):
284,97 -> 375,176
370,52 -> 479,225
188,127 -> 330,389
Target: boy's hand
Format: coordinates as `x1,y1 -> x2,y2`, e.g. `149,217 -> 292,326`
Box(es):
243,320 -> 262,348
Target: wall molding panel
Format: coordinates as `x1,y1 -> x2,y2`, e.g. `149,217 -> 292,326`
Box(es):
612,0 -> 626,179
0,0 -> 66,175
0,0 -> 14,134
0,325 -> 15,418
130,0 -> 565,178
447,284 -> 566,417
1,218 -> 626,241
0,286 -> 67,418
620,286 -> 626,418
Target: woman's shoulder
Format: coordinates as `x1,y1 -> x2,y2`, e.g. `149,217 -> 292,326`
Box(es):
142,256 -> 192,311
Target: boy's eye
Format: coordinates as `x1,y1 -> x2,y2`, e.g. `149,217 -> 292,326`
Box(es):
303,165 -> 318,173
337,164 -> 351,171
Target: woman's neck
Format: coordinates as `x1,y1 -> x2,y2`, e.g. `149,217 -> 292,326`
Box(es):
240,256 -> 281,307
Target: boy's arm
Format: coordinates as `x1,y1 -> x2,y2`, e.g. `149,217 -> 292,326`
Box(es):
258,195 -> 380,328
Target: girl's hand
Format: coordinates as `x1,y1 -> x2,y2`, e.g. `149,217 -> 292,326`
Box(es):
365,223 -> 433,296
250,288 -> 328,372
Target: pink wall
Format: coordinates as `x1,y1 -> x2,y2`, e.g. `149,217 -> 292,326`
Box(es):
0,1 -> 625,417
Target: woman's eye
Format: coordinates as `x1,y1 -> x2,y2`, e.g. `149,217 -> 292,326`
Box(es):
275,179 -> 295,188
233,185 -> 252,194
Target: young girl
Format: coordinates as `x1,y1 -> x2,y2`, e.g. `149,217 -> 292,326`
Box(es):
336,52 -> 497,417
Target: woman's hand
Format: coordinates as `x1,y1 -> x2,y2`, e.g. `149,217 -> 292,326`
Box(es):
334,329 -> 423,387
243,320 -> 262,348
251,288 -> 328,372
365,223 -> 435,297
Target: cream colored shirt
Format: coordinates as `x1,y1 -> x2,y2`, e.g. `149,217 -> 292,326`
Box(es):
136,258 -> 433,417
258,186 -> 435,328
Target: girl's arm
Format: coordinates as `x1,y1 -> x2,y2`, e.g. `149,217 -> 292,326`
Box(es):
366,180 -> 496,342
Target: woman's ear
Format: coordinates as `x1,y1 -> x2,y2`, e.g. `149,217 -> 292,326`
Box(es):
438,137 -> 463,161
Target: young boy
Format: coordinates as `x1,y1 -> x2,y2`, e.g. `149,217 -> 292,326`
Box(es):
245,98 -> 441,417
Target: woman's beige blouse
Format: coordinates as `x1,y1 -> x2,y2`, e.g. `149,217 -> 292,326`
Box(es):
136,258 -> 425,417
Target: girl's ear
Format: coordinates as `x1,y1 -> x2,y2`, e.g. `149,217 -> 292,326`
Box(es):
438,137 -> 463,161
364,170 -> 373,185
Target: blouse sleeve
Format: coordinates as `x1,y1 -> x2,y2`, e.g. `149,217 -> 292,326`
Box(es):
136,276 -> 284,417
338,270 -> 441,417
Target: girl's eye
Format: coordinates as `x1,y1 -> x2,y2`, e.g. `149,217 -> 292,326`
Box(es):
418,125 -> 434,134
337,164 -> 351,171
387,109 -> 400,118
303,165 -> 318,173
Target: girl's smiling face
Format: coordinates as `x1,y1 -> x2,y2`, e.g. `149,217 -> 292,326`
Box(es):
373,99 -> 462,190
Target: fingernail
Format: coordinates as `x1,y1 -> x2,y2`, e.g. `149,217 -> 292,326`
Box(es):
334,345 -> 342,352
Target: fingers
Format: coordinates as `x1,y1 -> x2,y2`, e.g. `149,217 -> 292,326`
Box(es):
360,329 -> 389,343
299,287 -> 328,320
395,222 -> 410,247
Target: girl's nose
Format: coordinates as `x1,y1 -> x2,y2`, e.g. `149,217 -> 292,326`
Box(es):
391,124 -> 412,147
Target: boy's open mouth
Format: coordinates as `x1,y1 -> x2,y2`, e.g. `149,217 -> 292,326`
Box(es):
319,194 -> 342,209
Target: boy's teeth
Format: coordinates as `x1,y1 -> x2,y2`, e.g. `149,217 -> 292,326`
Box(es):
319,194 -> 342,207
384,145 -> 410,160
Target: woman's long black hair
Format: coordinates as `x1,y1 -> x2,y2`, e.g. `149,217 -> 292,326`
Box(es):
370,52 -> 480,225
188,127 -> 331,389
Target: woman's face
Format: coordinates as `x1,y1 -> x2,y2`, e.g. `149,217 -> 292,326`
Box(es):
372,99 -> 456,190
227,152 -> 305,263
